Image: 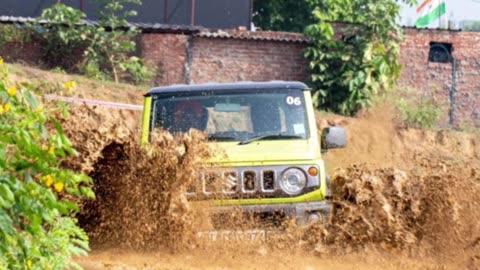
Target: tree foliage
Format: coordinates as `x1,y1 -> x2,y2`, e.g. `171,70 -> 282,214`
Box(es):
253,0 -> 315,32
84,0 -> 154,83
305,0 -> 416,115
463,20 -> 480,31
0,59 -> 94,269
37,3 -> 90,69
36,1 -> 154,84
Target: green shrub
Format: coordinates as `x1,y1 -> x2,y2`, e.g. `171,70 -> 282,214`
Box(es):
36,3 -> 89,71
0,25 -> 33,49
304,0 -> 416,116
36,2 -> 155,84
0,58 -> 93,269
83,0 -> 155,84
119,56 -> 155,85
396,89 -> 445,129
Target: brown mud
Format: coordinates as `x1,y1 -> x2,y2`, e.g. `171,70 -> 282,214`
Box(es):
61,104 -> 480,269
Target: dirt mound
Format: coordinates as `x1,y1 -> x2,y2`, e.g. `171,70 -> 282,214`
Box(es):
302,155 -> 480,268
316,106 -> 480,174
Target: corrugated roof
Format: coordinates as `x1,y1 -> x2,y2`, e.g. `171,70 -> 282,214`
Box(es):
195,30 -> 310,43
1,15 -> 465,43
0,16 -> 34,23
0,15 -> 204,34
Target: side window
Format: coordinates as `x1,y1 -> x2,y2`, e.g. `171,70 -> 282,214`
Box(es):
153,101 -> 171,131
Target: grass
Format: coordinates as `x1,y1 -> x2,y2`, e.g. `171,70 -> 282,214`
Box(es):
7,63 -> 148,104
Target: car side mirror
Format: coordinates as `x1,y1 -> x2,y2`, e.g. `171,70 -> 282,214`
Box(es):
321,127 -> 347,151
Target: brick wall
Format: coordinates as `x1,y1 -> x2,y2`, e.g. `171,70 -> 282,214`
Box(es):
188,37 -> 308,84
0,25 -> 478,126
139,33 -> 189,86
139,31 -> 309,86
137,29 -> 480,127
0,36 -> 43,65
399,29 -> 480,127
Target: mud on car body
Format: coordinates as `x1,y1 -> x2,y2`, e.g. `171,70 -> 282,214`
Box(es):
141,81 -> 346,225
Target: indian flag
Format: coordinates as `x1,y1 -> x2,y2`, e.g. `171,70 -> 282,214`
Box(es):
415,0 -> 447,28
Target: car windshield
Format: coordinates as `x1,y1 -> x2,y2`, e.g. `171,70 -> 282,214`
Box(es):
151,89 -> 309,142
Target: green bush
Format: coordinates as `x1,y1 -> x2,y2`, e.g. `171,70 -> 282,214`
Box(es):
0,58 -> 93,269
36,2 -> 155,84
304,0 -> 416,116
396,90 -> 444,129
36,3 -> 89,70
119,56 -> 155,85
0,25 -> 33,49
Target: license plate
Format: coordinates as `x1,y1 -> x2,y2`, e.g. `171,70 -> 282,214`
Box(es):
196,230 -> 277,242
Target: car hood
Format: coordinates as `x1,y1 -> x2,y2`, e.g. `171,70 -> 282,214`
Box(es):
206,139 -> 320,165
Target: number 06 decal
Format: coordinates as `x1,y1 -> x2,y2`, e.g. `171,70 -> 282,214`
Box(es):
286,96 -> 301,106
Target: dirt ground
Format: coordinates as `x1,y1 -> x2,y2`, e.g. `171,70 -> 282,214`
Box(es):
13,65 -> 480,269
67,104 -> 479,270
77,250 -> 459,270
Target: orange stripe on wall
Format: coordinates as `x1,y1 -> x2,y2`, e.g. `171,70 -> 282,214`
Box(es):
416,0 -> 434,13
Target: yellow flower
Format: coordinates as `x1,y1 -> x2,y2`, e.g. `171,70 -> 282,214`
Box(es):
0,105 -> 3,115
41,175 -> 54,187
63,80 -> 76,92
7,87 -> 16,97
48,146 -> 55,155
30,190 -> 35,195
0,57 -> 3,66
35,106 -> 43,112
4,103 -> 11,112
54,182 -> 64,193
27,260 -> 32,269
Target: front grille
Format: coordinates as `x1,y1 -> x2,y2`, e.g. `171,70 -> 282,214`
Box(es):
186,165 -> 321,200
243,171 -> 256,192
223,171 -> 237,193
262,170 -> 275,191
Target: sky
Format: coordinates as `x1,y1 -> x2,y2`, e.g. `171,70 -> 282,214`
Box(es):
399,0 -> 480,28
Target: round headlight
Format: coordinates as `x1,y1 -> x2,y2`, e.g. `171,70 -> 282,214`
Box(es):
280,168 -> 307,195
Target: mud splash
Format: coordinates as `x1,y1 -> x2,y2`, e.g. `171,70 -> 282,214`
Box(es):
302,155 -> 480,268
61,104 -> 480,269
79,130 -> 212,251
60,105 -> 213,251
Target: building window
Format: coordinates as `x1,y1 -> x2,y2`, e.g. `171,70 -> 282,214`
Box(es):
428,42 -> 453,63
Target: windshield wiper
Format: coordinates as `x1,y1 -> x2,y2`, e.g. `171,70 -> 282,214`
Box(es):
208,134 -> 237,142
238,133 -> 303,145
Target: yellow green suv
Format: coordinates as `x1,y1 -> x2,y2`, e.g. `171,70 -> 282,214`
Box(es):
141,81 -> 346,225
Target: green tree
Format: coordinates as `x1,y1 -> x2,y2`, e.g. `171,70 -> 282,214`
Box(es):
463,20 -> 480,31
253,0 -> 315,32
37,3 -> 89,70
36,1 -> 154,84
305,0 -> 416,115
84,0 -> 153,83
0,59 -> 94,269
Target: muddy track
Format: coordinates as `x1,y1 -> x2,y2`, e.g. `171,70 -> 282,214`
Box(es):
63,105 -> 480,270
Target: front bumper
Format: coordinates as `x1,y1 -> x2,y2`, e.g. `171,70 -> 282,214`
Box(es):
210,200 -> 331,226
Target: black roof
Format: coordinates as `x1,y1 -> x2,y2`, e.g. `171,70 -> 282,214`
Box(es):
0,16 -> 204,34
146,81 -> 309,96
